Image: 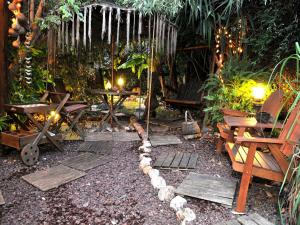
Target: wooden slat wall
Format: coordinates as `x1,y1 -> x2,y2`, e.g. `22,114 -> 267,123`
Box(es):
0,0 -> 8,113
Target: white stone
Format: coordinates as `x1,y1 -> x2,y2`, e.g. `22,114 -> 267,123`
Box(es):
183,208 -> 196,222
138,145 -> 152,153
148,169 -> 159,179
158,186 -> 175,202
142,140 -> 152,147
139,153 -> 150,161
142,166 -> 152,175
170,196 -> 187,212
139,157 -> 152,170
151,176 -> 167,189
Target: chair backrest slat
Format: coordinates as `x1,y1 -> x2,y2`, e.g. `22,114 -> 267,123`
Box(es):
260,89 -> 284,119
279,101 -> 300,156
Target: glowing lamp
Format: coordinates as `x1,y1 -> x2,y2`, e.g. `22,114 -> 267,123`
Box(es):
117,77 -> 125,87
252,84 -> 266,101
105,81 -> 112,90
50,111 -> 60,122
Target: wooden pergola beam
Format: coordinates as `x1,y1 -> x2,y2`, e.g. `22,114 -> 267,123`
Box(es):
0,0 -> 8,113
177,45 -> 209,52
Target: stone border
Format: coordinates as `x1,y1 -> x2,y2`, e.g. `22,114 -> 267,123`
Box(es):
133,120 -> 196,224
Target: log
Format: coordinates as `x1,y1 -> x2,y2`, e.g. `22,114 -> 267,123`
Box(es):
130,117 -> 147,140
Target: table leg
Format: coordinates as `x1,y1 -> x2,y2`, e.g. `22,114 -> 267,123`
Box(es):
26,113 -> 64,151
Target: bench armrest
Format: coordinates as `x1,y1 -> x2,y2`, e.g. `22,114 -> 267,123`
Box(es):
236,137 -> 285,144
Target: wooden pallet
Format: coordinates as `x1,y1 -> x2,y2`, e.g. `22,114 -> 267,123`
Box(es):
150,135 -> 182,147
78,141 -> 113,155
216,213 -> 275,225
22,165 -> 86,191
153,152 -> 198,170
175,172 -> 237,207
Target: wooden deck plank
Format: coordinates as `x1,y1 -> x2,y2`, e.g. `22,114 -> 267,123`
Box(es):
187,153 -> 198,169
170,152 -> 184,168
78,141 -> 113,155
153,152 -> 169,167
186,173 -> 237,189
112,132 -> 140,142
22,165 -> 86,191
150,135 -> 182,147
162,153 -> 176,167
176,185 -> 234,206
179,153 -> 191,168
61,153 -> 111,171
175,173 -> 237,207
85,132 -> 113,141
176,182 -> 235,198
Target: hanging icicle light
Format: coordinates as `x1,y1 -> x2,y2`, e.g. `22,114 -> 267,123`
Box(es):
83,7 -> 87,49
71,13 -> 75,50
138,12 -> 142,45
101,6 -> 107,40
126,10 -> 131,49
116,8 -> 121,46
88,6 -> 92,50
107,7 -> 112,44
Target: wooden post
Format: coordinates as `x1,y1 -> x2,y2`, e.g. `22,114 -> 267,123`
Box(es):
0,0 -> 8,113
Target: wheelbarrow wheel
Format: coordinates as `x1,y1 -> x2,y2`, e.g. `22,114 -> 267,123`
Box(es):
21,144 -> 39,166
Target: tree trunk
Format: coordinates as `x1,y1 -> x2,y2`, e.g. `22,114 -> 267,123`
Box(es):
0,0 -> 8,112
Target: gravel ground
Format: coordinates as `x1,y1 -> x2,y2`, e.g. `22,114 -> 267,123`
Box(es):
0,129 -> 280,225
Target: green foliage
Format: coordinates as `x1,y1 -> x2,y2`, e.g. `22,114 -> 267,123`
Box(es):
0,116 -> 8,132
117,43 -> 149,79
116,0 -> 182,17
246,0 -> 299,67
202,57 -> 271,125
38,0 -> 84,30
118,53 -> 149,79
272,43 -> 300,225
10,47 -> 54,103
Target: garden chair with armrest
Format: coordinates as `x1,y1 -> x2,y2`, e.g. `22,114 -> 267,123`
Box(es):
225,100 -> 300,213
217,89 -> 284,153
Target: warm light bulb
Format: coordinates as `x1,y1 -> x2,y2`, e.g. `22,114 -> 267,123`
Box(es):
117,77 -> 125,87
50,111 -> 60,122
106,81 -> 112,90
252,84 -> 266,101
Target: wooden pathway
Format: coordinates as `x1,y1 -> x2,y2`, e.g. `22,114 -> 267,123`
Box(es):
22,165 -> 86,191
150,135 -> 182,147
153,152 -> 198,170
175,172 -> 237,207
61,153 -> 111,171
78,141 -> 113,155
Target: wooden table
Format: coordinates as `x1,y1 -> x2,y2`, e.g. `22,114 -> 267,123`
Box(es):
2,94 -> 69,165
89,89 -> 138,127
224,116 -> 283,137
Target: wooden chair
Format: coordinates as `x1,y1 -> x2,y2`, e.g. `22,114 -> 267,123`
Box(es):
225,101 -> 300,213
217,90 -> 284,153
40,91 -> 88,138
48,78 -> 87,106
165,80 -> 202,108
